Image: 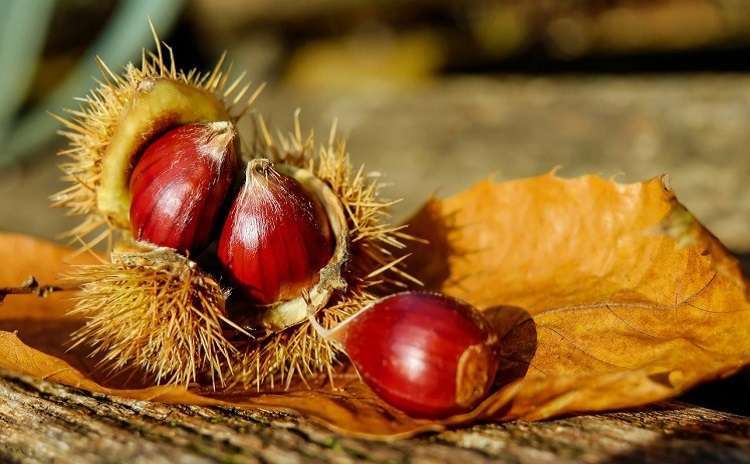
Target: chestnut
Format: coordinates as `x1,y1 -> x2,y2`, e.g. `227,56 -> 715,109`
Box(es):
218,159 -> 336,306
129,121 -> 238,255
310,291 -> 499,418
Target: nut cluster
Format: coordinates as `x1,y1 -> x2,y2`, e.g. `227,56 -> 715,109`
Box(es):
128,123 -> 341,311
54,31 -> 500,419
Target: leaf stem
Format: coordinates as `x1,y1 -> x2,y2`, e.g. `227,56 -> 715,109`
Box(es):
0,277 -> 75,303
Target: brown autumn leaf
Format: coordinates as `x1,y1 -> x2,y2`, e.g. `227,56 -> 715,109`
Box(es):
0,173 -> 749,439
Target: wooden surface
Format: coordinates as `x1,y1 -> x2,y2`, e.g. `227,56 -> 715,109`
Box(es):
0,367 -> 749,463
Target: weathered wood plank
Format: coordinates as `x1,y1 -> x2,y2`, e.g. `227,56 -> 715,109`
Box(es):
1,368 -> 750,463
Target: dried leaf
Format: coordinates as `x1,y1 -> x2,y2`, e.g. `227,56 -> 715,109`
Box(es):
407,173 -> 750,421
0,173 -> 749,439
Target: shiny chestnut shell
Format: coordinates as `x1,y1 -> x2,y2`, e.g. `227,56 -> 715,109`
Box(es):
129,122 -> 237,255
334,292 -> 498,418
217,160 -> 335,305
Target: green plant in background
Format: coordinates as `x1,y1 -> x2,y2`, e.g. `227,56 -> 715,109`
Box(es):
0,0 -> 183,167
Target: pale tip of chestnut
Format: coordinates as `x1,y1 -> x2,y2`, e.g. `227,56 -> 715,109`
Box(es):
201,121 -> 236,159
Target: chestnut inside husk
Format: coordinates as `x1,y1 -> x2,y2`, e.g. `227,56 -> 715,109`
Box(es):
218,159 -> 348,331
99,79 -> 232,229
129,122 -> 239,255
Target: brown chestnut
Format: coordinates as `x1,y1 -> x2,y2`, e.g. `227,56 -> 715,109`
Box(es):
311,291 -> 499,418
218,159 -> 335,306
128,122 -> 238,255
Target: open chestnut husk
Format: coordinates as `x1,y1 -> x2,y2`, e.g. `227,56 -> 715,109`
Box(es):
51,40 -> 262,247
54,32 -> 418,390
50,38 -> 266,385
310,291 -> 499,418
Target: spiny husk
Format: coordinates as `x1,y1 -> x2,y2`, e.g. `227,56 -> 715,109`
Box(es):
50,24 -> 262,252
230,113 -> 422,389
66,246 -> 237,387
50,26 -> 419,389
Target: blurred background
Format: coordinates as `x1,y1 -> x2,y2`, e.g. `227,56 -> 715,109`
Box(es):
0,0 -> 748,413
0,0 -> 748,253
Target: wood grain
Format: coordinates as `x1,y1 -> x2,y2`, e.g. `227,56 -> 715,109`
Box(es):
2,368 -> 750,463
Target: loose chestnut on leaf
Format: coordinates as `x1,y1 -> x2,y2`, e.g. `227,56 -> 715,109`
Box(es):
310,291 -> 499,418
130,122 -> 238,255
